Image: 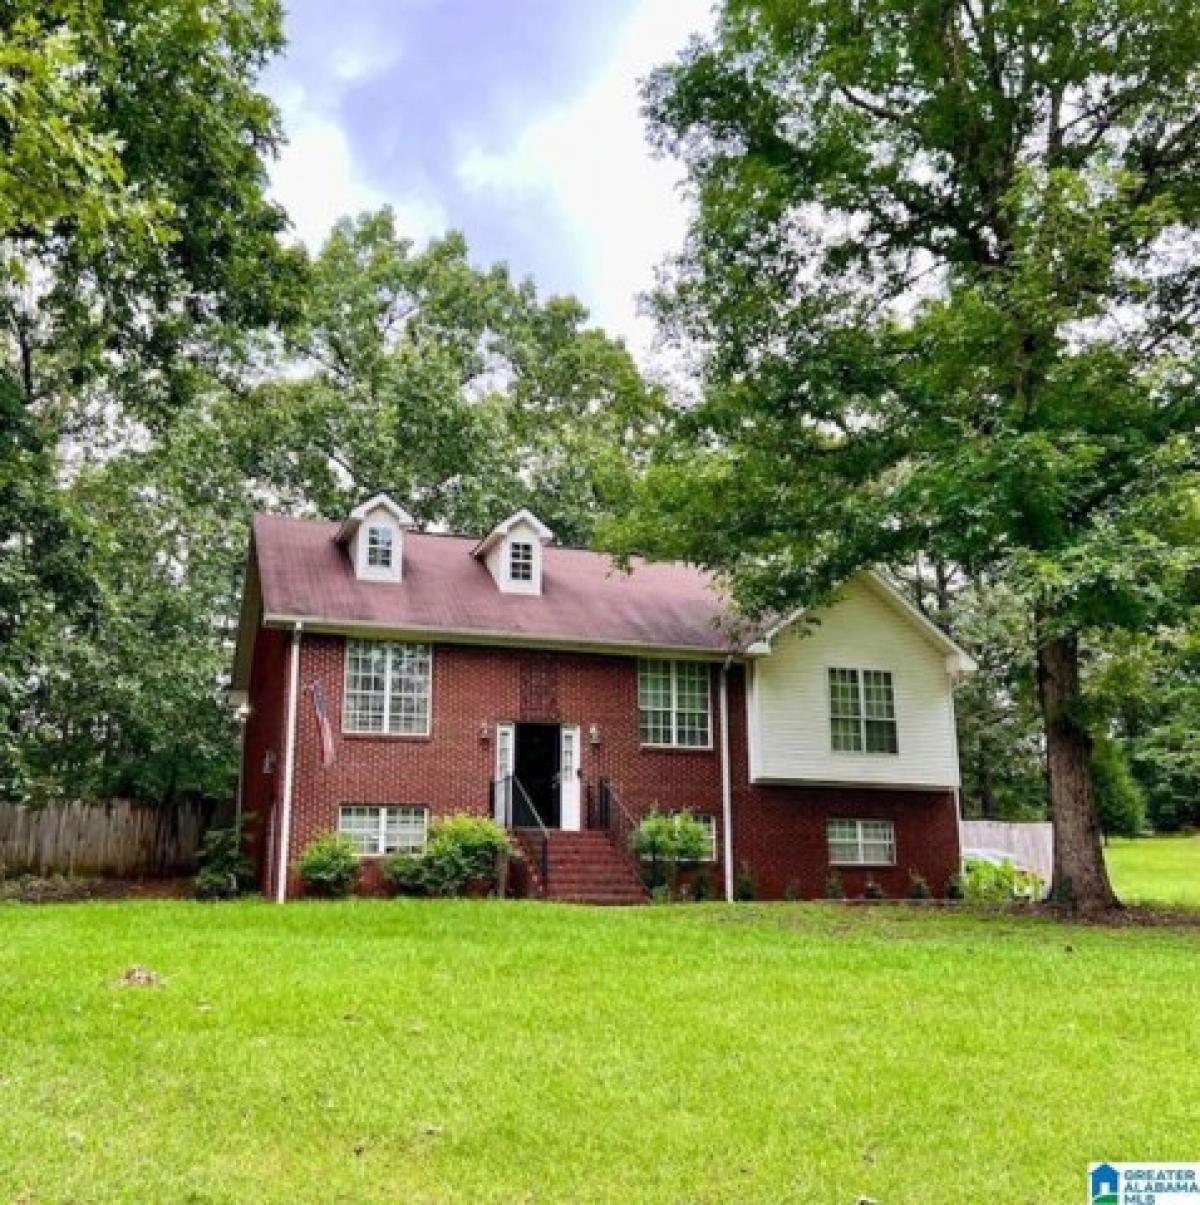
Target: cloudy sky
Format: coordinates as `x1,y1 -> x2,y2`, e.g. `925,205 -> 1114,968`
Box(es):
264,0 -> 713,360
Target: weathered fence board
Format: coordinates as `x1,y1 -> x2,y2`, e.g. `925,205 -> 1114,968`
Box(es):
0,799 -> 213,877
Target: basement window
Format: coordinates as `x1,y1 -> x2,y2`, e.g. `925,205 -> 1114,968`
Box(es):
338,805 -> 429,856
827,819 -> 896,867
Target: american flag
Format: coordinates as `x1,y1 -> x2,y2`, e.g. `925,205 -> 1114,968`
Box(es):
310,682 -> 336,768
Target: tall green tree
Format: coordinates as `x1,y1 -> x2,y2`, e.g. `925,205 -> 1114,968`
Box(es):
236,210 -> 663,542
615,0 -> 1200,910
0,0 -> 302,802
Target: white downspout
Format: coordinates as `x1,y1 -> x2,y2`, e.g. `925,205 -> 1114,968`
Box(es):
719,661 -> 734,903
275,623 -> 303,904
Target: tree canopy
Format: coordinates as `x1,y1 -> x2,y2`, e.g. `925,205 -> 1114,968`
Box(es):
608,0 -> 1200,911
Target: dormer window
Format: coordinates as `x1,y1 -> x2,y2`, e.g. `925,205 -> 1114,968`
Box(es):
366,525 -> 394,570
334,493 -> 414,583
473,508 -> 553,595
509,541 -> 534,583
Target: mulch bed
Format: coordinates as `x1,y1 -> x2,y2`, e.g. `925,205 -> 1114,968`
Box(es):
0,876 -> 194,903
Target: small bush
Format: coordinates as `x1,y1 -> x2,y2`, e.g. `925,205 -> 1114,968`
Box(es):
631,809 -> 713,899
863,878 -> 885,900
691,865 -> 714,901
784,879 -> 802,902
734,860 -> 756,901
946,871 -> 965,900
297,833 -> 360,898
382,853 -> 427,896
962,857 -> 1043,903
907,872 -> 932,900
384,815 -> 511,898
194,824 -> 254,900
824,872 -> 845,900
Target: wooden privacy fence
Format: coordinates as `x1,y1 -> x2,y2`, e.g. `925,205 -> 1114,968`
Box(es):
0,799 -> 213,878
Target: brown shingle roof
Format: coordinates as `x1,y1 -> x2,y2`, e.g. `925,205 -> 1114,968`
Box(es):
252,514 -> 739,655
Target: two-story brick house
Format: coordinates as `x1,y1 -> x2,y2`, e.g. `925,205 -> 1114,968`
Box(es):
230,495 -> 974,902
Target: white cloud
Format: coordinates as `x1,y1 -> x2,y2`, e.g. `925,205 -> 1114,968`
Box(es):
455,0 -> 712,361
270,101 -> 446,249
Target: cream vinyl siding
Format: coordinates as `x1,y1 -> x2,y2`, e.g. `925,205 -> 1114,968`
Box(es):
747,577 -> 961,788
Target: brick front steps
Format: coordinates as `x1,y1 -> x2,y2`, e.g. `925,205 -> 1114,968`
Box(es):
513,829 -> 648,905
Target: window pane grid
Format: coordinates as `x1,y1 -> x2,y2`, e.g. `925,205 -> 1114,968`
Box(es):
344,641 -> 431,735
366,525 -> 393,568
638,660 -> 711,747
339,805 -> 429,856
826,819 -> 896,866
509,541 -> 534,582
829,668 -> 897,755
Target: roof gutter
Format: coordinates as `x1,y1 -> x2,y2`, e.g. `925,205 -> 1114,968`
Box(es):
262,612 -> 744,662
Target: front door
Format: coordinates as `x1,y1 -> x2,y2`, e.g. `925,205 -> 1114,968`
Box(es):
514,722 -> 561,828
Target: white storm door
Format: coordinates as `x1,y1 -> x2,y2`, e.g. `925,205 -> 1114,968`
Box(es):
560,725 -> 581,831
494,722 -> 515,825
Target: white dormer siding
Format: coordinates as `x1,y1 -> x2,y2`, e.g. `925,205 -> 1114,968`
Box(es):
746,575 -> 970,790
336,493 -> 415,583
474,509 -> 553,595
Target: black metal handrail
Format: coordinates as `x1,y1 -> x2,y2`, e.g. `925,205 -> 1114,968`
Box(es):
492,773 -> 551,896
589,777 -> 644,883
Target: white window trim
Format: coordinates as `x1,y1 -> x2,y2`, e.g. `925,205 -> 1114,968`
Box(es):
342,640 -> 433,737
638,660 -> 714,750
338,804 -> 429,857
827,818 -> 897,867
507,540 -> 534,583
366,525 -> 394,569
355,519 -> 403,582
827,665 -> 899,757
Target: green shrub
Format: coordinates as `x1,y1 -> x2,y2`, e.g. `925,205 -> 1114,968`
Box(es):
734,860 -> 756,901
384,815 -> 511,898
297,833 -> 360,898
784,879 -> 802,902
691,865 -> 714,901
631,810 -> 713,899
907,872 -> 932,900
863,878 -> 885,900
946,871 -> 965,900
962,856 -> 1043,903
381,853 -> 427,896
194,823 -> 254,900
824,872 -> 845,900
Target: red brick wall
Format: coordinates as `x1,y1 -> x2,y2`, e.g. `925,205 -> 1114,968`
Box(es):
251,633 -> 960,899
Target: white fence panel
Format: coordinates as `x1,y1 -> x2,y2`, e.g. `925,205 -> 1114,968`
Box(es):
961,820 -> 1054,885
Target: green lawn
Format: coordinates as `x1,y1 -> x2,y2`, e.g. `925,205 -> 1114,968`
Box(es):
1,902 -> 1197,1204
1106,834 -> 1200,907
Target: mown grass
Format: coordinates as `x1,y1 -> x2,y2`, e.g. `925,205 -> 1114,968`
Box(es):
1,900 -> 1196,1204
1106,834 -> 1200,907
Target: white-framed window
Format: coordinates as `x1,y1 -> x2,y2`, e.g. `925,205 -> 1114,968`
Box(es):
344,640 -> 432,735
638,660 -> 712,748
339,805 -> 429,856
828,668 -> 898,754
366,525 -> 394,569
508,540 -> 534,582
827,818 -> 896,866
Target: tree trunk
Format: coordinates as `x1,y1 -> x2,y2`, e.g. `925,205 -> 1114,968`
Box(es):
1036,629 -> 1119,913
